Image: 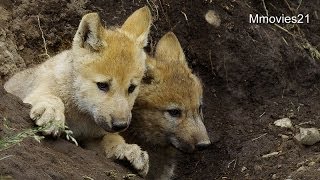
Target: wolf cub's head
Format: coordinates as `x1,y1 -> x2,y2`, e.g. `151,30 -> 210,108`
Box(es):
132,32 -> 211,152
70,7 -> 151,132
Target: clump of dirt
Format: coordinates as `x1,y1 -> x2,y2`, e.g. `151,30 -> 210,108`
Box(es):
1,0 -> 320,179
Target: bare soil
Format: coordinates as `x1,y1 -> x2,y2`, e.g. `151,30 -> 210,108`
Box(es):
1,0 -> 320,179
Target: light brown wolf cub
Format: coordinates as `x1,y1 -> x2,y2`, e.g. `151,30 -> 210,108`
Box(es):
124,32 -> 211,178
4,7 -> 152,176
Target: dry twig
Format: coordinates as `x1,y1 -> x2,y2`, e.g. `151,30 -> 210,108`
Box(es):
227,159 -> 237,170
36,15 -> 50,59
209,50 -> 215,75
181,11 -> 188,22
0,155 -> 14,161
252,133 -> 267,141
259,112 -> 266,118
273,24 -> 295,36
261,0 -> 269,16
296,0 -> 303,11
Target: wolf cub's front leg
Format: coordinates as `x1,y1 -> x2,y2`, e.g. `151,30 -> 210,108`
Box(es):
102,133 -> 149,177
24,90 -> 65,136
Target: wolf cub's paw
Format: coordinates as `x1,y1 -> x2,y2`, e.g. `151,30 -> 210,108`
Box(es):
108,144 -> 149,177
30,102 -> 65,136
127,144 -> 149,177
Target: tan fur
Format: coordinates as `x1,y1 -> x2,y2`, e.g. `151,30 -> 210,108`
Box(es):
128,32 -> 211,153
4,7 -> 152,176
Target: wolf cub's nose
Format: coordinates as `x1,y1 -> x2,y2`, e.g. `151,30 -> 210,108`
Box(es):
195,141 -> 211,151
111,118 -> 128,132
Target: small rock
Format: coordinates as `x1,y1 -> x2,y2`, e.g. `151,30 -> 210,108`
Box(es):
205,10 -> 221,27
272,174 -> 278,179
274,118 -> 293,129
241,166 -> 247,172
295,128 -> 320,145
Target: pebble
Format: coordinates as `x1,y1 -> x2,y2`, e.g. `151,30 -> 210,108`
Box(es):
205,10 -> 221,27
274,118 -> 293,129
279,134 -> 289,140
272,174 -> 278,179
241,166 -> 247,172
294,127 -> 320,145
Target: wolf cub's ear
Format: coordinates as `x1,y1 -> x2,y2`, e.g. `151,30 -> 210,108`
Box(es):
155,32 -> 186,63
73,13 -> 104,51
121,6 -> 152,48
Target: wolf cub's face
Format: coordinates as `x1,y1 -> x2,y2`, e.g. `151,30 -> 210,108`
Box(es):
70,7 -> 151,132
134,32 -> 211,152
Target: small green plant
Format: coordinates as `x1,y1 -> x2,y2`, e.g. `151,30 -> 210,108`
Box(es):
0,126 -> 45,151
0,118 -> 78,151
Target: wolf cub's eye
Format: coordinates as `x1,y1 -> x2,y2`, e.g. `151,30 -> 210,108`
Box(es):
167,109 -> 182,118
128,84 -> 136,94
97,82 -> 109,92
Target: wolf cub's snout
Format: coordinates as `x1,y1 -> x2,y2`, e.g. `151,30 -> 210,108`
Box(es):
195,141 -> 211,150
110,115 -> 131,131
95,115 -> 130,132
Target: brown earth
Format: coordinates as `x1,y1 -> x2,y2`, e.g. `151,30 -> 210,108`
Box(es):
1,0 -> 320,179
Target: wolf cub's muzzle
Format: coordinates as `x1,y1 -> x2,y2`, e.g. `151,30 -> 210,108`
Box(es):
170,136 -> 211,153
95,115 -> 130,132
195,141 -> 211,151
110,116 -> 130,132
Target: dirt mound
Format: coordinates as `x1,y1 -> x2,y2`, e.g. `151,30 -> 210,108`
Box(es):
1,0 -> 320,179
0,86 -> 135,179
